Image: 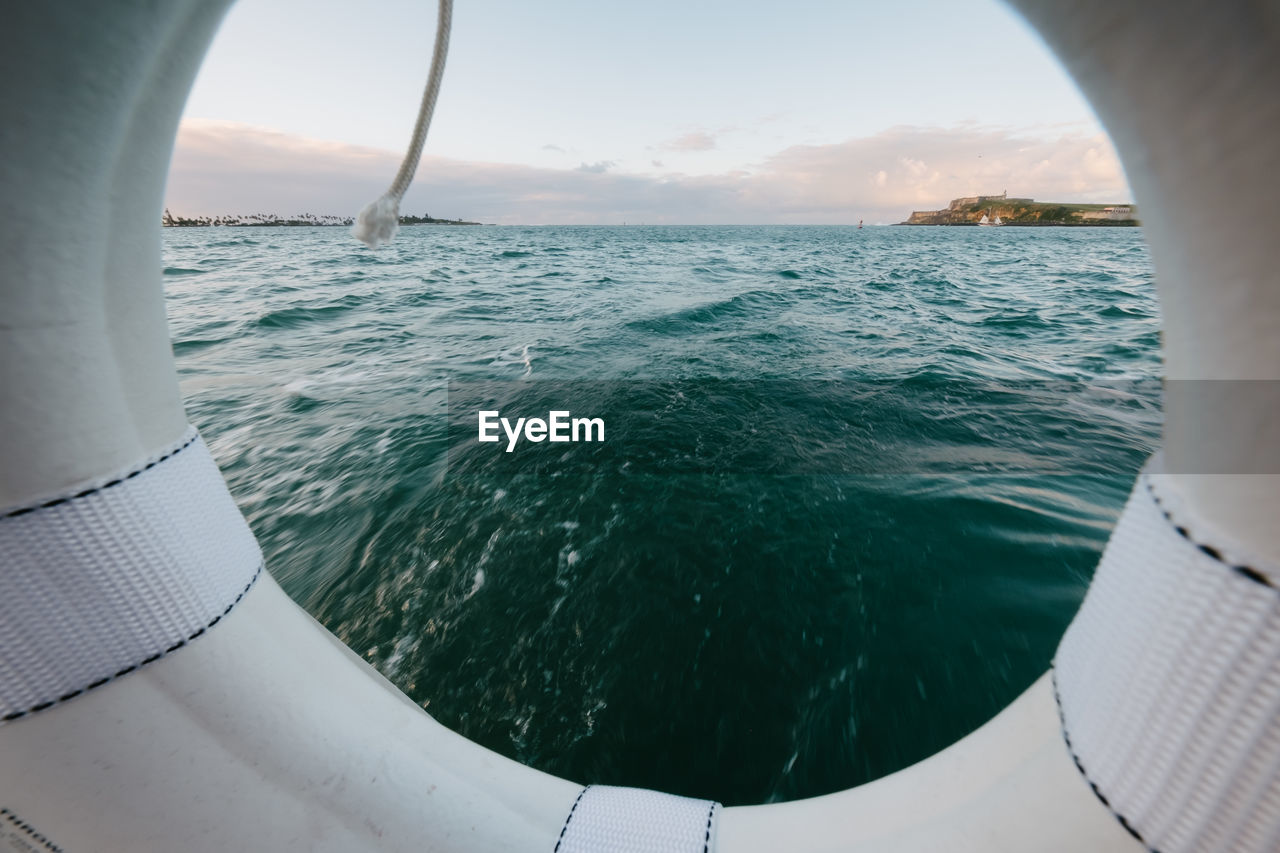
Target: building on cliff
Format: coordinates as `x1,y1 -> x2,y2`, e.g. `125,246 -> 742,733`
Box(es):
903,195 -> 1138,226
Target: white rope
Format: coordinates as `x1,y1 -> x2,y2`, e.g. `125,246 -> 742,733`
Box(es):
352,0 -> 453,249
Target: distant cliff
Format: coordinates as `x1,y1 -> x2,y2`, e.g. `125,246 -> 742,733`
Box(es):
900,195 -> 1138,226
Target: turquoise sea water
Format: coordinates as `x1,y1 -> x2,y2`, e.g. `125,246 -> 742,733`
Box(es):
163,224 -> 1159,805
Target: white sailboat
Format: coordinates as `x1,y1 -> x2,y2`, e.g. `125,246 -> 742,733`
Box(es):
978,213 -> 990,225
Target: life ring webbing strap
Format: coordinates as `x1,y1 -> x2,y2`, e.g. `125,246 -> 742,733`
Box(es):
555,785 -> 719,853
0,427 -> 263,724
1054,460 -> 1280,853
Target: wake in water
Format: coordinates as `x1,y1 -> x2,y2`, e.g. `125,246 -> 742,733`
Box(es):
164,224 -> 1158,804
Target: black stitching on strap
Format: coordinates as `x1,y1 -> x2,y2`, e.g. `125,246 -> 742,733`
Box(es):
0,808 -> 62,853
1144,478 -> 1276,589
702,801 -> 716,853
1050,670 -> 1162,853
1047,477 -> 1275,851
2,433 -> 200,520
554,786 -> 588,852
0,562 -> 263,724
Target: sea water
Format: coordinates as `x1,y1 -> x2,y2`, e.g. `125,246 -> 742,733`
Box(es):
163,224 -> 1159,805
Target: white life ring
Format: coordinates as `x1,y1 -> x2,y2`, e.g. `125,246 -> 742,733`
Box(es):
0,1 -> 1276,851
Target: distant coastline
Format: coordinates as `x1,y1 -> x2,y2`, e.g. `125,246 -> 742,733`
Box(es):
899,194 -> 1139,226
161,209 -> 481,227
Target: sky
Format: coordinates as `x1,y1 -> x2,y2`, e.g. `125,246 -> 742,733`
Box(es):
167,0 -> 1134,225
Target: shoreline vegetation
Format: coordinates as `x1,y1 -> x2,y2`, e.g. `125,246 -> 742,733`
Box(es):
162,196 -> 1138,229
899,194 -> 1139,226
162,209 -> 481,227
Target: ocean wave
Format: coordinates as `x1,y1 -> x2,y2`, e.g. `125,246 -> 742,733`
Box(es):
251,294 -> 368,329
625,288 -> 795,333
164,224 -> 1159,805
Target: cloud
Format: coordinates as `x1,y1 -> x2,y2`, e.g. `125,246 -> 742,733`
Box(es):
662,131 -> 717,152
651,160 -> 665,168
743,125 -> 1131,220
541,144 -> 565,152
166,120 -> 1130,225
